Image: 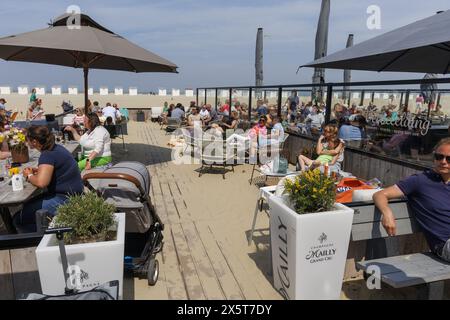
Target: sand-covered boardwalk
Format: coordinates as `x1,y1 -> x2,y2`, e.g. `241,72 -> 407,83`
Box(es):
117,121 -> 281,300
115,121 -> 449,300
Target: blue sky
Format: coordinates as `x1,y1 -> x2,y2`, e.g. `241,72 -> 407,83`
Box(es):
0,0 -> 449,91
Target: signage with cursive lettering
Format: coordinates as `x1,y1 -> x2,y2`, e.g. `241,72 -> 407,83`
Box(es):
366,113 -> 431,136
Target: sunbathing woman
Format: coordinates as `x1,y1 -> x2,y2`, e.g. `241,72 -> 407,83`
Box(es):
297,125 -> 344,171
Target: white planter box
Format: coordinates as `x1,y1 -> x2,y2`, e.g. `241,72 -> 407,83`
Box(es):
36,212 -> 125,299
269,196 -> 353,300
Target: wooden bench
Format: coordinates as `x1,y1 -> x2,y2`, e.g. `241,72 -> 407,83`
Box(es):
348,200 -> 450,299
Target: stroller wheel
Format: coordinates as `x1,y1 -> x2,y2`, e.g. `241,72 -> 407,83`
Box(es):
147,258 -> 159,286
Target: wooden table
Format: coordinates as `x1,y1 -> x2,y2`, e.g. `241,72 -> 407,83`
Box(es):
0,141 -> 80,234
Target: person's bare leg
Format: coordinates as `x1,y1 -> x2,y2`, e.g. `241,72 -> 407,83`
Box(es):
299,155 -> 314,171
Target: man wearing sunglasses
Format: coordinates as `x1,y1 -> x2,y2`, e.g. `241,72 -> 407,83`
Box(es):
373,138 -> 450,262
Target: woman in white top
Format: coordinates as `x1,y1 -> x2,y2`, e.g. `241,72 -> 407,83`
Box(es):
64,113 -> 112,170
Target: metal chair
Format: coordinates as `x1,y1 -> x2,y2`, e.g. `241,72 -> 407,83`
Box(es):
104,124 -> 127,151
249,134 -> 289,184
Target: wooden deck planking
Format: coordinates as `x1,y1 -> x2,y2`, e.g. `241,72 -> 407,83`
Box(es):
181,221 -> 226,300
119,122 -> 283,300
170,223 -> 206,300
10,247 -> 41,299
0,250 -> 14,300
194,221 -> 245,300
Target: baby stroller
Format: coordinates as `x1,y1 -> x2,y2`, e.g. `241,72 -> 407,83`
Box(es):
83,161 -> 164,286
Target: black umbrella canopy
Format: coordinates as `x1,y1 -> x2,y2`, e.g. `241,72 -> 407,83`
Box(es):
0,13 -> 178,113
302,10 -> 450,74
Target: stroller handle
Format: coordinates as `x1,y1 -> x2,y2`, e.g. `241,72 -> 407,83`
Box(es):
82,172 -> 146,195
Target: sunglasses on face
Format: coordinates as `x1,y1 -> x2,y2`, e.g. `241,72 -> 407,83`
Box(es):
434,153 -> 450,162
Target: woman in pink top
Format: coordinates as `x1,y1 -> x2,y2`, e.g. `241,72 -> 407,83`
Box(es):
248,116 -> 268,162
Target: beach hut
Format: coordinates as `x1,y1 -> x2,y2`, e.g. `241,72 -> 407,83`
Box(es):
129,87 -> 138,96
51,86 -> 62,95
0,86 -> 11,95
88,87 -> 94,95
36,87 -> 45,95
172,89 -> 180,96
185,89 -> 194,97
158,89 -> 167,96
100,87 -> 109,95
115,87 -> 123,95
68,86 -> 78,95
18,86 -> 28,95
0,12 -> 177,115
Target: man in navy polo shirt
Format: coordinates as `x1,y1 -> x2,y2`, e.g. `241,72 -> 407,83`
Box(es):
373,137 -> 450,262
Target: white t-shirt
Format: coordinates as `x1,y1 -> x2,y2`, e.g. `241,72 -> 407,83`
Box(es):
306,113 -> 325,128
199,109 -> 210,119
79,126 -> 112,158
102,106 -> 121,124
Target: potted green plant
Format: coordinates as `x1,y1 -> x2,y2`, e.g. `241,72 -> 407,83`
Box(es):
36,192 -> 125,299
269,169 -> 354,300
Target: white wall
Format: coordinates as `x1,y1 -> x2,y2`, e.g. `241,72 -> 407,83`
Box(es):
100,87 -> 109,95
115,88 -> 123,95
88,88 -> 94,95
172,89 -> 180,96
158,89 -> 167,96
185,89 -> 194,97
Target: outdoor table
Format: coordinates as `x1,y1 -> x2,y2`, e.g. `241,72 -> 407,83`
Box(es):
259,166 -> 296,185
0,141 -> 80,234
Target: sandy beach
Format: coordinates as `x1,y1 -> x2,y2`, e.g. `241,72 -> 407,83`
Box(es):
3,91 -> 449,122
